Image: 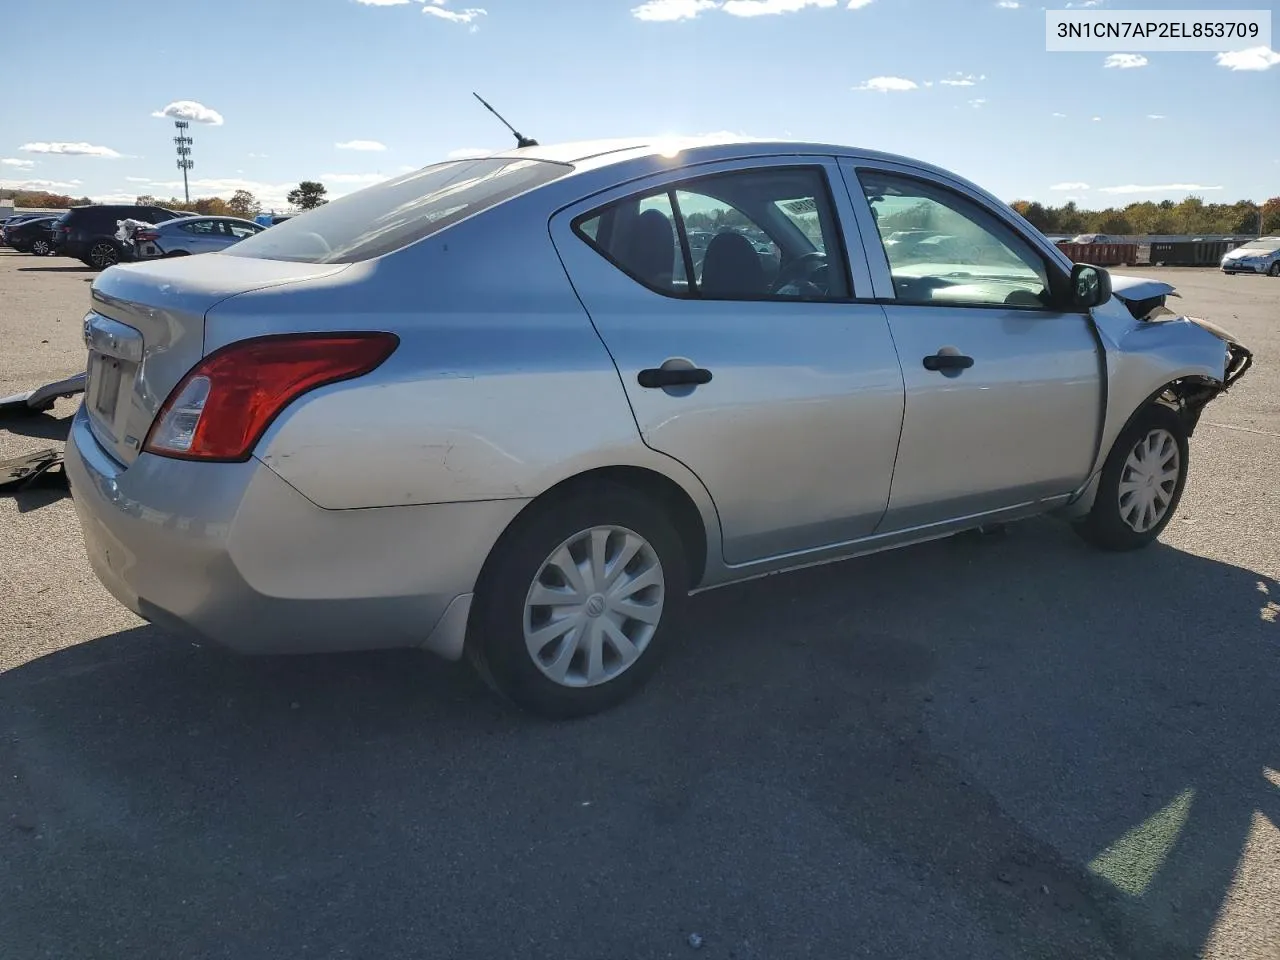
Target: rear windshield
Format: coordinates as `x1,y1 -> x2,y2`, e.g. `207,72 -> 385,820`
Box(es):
224,157 -> 572,264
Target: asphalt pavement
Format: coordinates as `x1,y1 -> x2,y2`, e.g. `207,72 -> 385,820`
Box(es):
1,250 -> 1277,959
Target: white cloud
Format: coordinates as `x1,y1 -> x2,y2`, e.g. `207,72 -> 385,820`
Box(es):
96,193 -> 150,204
1091,116 -> 1103,121
969,98 -> 986,107
353,0 -> 412,4
447,147 -> 494,159
1052,111 -> 1067,118
423,0 -> 486,24
20,141 -> 122,159
0,178 -> 83,191
1147,114 -> 1166,120
1051,182 -> 1091,191
1098,183 -> 1223,195
941,72 -> 982,86
1,158 -> 35,169
632,0 -> 845,18
847,0 -> 873,7
151,100 -> 225,125
248,152 -> 268,159
721,0 -> 834,14
336,139 -> 388,151
995,0 -> 1019,7
1215,47 -> 1280,71
854,76 -> 918,92
632,0 -> 717,18
1104,53 -> 1147,69
318,172 -> 390,184
125,176 -> 152,183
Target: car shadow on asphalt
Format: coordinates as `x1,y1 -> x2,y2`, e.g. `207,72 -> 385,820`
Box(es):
16,264 -> 96,273
0,520 -> 1275,960
0,410 -> 73,442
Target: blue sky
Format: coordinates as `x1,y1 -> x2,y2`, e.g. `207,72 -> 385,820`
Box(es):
2,0 -> 1276,210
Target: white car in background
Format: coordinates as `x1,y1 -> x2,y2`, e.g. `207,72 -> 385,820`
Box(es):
1220,237 -> 1280,276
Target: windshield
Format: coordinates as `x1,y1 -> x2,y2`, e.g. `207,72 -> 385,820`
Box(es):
1237,238 -> 1280,252
224,157 -> 572,264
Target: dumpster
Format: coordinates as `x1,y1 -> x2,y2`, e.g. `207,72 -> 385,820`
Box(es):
1055,242 -> 1137,266
1149,240 -> 1242,266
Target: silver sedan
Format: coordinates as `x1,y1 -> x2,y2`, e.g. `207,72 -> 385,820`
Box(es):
130,215 -> 264,259
64,137 -> 1253,718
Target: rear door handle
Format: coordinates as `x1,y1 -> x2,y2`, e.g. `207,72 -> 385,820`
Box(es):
637,367 -> 713,389
922,353 -> 974,372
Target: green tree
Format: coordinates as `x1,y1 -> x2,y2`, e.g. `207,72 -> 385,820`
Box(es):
1262,197 -> 1280,234
227,189 -> 261,219
287,181 -> 328,210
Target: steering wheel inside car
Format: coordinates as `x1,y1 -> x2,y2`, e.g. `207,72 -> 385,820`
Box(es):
770,251 -> 829,296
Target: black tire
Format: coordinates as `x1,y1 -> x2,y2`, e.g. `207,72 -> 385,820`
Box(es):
1269,262 -> 1280,277
87,240 -> 120,270
31,238 -> 51,257
467,482 -> 690,719
1073,403 -> 1189,551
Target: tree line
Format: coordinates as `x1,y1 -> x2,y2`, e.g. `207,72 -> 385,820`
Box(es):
1010,196 -> 1280,236
1,181 -> 330,217
5,183 -> 1277,236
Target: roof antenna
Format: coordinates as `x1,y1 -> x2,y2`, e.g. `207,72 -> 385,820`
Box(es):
472,92 -> 539,149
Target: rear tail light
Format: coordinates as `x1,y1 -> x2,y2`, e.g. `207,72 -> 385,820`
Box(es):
136,230 -> 160,242
143,332 -> 399,462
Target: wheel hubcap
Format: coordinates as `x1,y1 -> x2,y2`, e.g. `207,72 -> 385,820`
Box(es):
1118,428 -> 1180,533
91,243 -> 117,268
523,525 -> 665,688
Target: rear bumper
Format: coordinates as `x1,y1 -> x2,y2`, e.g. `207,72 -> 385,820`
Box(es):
64,406 -> 526,659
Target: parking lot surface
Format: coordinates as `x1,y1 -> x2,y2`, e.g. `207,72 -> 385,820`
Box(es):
1,249 -> 1277,959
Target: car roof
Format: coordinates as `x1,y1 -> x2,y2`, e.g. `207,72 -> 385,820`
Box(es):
475,135 -> 963,183
162,214 -> 262,225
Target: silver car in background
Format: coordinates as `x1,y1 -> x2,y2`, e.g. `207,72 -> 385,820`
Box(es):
64,137 -> 1253,718
1220,236 -> 1280,276
128,215 -> 264,260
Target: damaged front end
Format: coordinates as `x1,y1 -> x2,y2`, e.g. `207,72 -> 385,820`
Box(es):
1107,274 -> 1254,435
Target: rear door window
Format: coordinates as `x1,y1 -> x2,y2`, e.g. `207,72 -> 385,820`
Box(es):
574,166 -> 850,301
224,157 -> 572,264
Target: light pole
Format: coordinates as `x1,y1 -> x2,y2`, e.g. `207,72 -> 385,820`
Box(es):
174,120 -> 194,204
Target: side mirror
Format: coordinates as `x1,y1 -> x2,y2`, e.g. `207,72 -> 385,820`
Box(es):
1070,263 -> 1112,310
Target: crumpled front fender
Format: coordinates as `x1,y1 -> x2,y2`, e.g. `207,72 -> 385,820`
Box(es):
1060,280 -> 1253,518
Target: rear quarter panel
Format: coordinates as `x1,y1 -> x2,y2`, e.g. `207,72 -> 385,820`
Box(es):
230,191 -> 718,527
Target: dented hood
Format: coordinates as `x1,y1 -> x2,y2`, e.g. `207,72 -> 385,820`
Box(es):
1108,274 -> 1179,303
1107,273 -> 1244,346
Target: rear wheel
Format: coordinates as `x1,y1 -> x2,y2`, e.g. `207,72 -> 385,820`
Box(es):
1073,404 -> 1189,551
30,238 -> 51,256
467,483 -> 689,719
1269,262 -> 1280,277
87,240 -> 120,270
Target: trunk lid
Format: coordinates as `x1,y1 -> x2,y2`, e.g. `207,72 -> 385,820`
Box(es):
83,255 -> 349,466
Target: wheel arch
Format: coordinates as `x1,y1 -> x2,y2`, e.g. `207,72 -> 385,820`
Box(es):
1064,373 -> 1218,519
477,464 -> 715,596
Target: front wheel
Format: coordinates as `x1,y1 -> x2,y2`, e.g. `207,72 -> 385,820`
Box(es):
467,483 -> 689,719
1269,262 -> 1280,277
1073,404 -> 1189,551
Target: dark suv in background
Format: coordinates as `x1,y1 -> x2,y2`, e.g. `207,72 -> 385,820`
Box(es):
49,204 -> 183,269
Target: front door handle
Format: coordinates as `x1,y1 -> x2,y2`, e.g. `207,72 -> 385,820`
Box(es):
638,367 -> 713,389
922,352 -> 974,372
